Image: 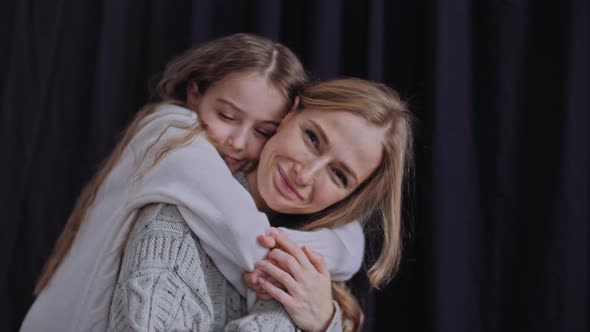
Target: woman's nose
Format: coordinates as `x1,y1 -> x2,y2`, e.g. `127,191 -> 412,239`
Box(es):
293,159 -> 324,186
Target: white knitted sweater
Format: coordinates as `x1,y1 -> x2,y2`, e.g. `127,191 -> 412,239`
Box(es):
108,203 -> 343,331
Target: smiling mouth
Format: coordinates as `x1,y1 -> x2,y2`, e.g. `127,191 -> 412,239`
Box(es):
276,166 -> 304,201
222,153 -> 242,165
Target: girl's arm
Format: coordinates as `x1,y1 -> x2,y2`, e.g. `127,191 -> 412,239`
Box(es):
280,221 -> 364,281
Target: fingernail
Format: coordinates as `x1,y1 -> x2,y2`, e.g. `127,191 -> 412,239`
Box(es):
269,227 -> 279,236
258,277 -> 265,284
256,260 -> 266,267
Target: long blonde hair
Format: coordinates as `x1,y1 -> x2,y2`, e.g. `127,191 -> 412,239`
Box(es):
35,33 -> 308,294
292,78 -> 414,332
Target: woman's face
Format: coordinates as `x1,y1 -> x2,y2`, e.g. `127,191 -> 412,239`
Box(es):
187,71 -> 288,172
256,109 -> 386,214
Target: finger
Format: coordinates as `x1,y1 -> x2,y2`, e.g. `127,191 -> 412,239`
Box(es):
244,268 -> 272,290
303,246 -> 329,276
268,278 -> 286,291
243,272 -> 263,292
258,277 -> 296,308
269,228 -> 313,270
250,268 -> 265,280
257,234 -> 276,249
261,275 -> 284,291
243,271 -> 258,285
257,260 -> 298,291
267,249 -> 303,280
265,275 -> 277,285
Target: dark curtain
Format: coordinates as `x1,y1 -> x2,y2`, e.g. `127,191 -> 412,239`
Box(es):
1,0 -> 588,331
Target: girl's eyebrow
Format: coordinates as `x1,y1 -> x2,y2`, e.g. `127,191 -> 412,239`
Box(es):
216,98 -> 280,126
216,98 -> 244,113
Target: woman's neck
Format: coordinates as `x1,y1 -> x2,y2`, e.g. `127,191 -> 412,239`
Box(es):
246,170 -> 274,216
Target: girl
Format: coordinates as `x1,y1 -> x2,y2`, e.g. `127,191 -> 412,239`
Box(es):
21,34 -> 364,332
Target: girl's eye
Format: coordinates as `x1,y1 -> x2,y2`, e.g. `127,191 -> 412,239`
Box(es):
304,128 -> 319,148
218,112 -> 234,121
332,168 -> 348,187
255,129 -> 273,139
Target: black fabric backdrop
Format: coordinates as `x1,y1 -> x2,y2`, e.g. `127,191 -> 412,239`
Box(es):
1,0 -> 588,331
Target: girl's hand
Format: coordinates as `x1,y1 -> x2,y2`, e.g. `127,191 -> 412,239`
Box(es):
243,232 -> 280,299
257,227 -> 335,332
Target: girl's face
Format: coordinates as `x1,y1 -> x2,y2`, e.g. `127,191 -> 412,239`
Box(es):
256,109 -> 386,214
187,71 -> 288,172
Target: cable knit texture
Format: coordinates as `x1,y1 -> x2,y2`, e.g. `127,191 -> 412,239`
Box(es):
109,203 -> 343,332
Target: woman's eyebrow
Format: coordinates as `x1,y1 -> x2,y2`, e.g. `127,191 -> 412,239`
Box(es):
309,119 -> 359,185
338,161 -> 359,186
309,120 -> 329,145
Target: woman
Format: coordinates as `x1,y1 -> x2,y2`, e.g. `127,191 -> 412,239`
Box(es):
110,78 -> 413,331
21,34 -> 365,332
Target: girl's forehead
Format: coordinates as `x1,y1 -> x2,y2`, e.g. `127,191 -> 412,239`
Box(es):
206,71 -> 288,122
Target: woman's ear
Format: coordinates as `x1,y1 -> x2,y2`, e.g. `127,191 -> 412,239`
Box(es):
186,80 -> 200,111
278,96 -> 300,129
289,96 -> 300,113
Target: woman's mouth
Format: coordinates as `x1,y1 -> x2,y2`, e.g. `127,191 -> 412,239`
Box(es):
276,166 -> 304,201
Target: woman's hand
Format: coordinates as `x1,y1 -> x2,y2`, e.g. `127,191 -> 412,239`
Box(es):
256,227 -> 335,332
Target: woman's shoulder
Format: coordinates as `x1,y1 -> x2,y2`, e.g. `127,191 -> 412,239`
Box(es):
120,204 -> 209,281
130,203 -> 191,239
113,203 -> 229,331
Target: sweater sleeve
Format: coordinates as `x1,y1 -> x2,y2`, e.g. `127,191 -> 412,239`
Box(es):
223,300 -> 343,332
109,205 -> 215,332
280,221 -> 365,281
109,270 -> 210,332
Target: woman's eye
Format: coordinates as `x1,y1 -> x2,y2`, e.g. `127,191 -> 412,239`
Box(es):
332,168 -> 348,187
217,112 -> 233,121
304,128 -> 319,148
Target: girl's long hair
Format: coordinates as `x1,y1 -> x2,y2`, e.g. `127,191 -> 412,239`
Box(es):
35,33 -> 308,294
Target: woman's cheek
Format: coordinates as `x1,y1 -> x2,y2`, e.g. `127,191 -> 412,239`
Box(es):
321,186 -> 348,209
249,140 -> 266,160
